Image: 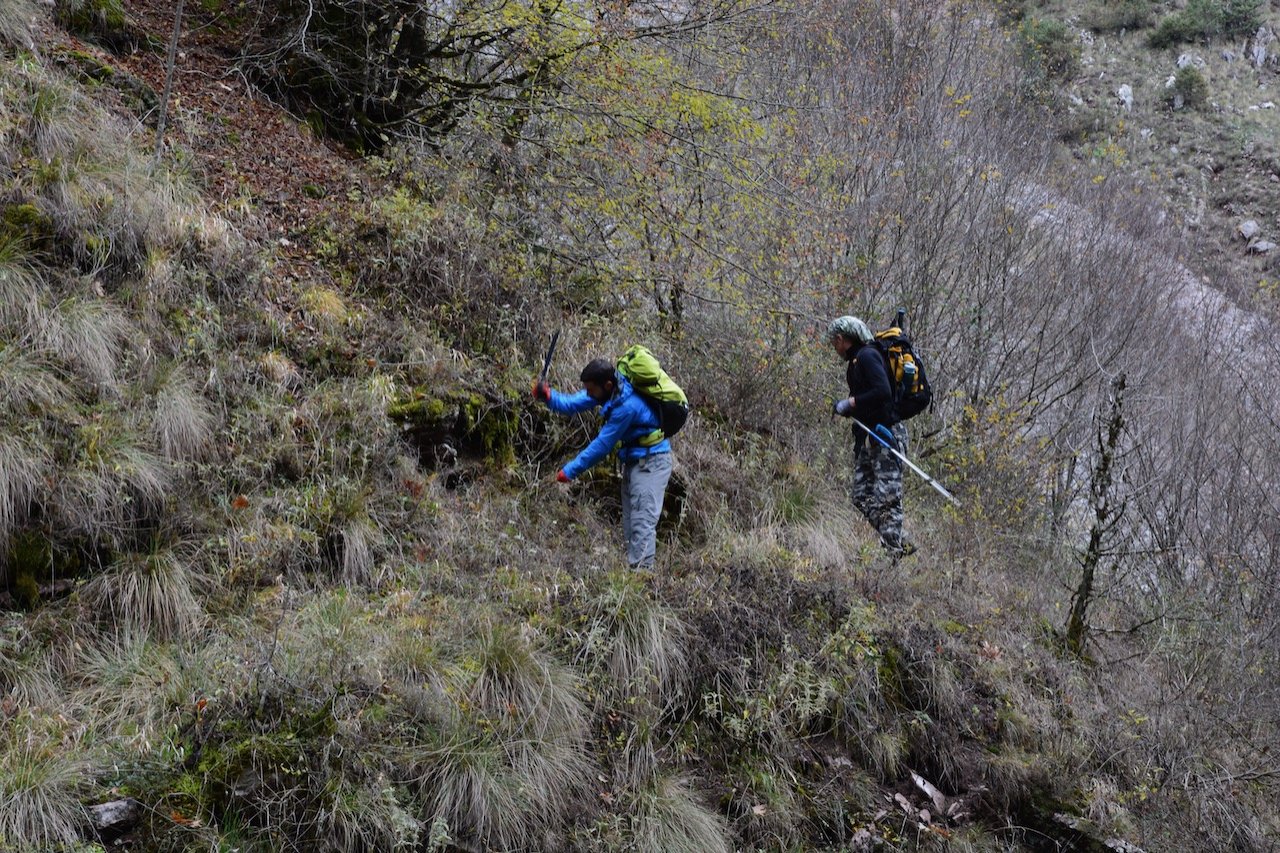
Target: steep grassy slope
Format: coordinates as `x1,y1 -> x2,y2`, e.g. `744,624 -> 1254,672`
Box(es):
1022,0 -> 1280,307
0,1 -> 1276,851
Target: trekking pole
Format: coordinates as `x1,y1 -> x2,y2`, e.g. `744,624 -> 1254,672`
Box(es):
851,418 -> 961,507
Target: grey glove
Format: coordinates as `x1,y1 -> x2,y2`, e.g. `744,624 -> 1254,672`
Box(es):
833,398 -> 854,417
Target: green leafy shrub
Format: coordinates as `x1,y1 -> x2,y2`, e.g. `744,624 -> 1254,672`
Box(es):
1167,66 -> 1211,110
1019,17 -> 1081,80
1221,0 -> 1265,36
1149,0 -> 1264,48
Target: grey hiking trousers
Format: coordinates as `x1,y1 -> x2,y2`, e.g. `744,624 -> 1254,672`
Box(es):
621,451 -> 673,569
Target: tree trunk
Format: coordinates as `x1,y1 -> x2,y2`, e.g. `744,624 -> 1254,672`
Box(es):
154,0 -> 186,163
1066,372 -> 1126,657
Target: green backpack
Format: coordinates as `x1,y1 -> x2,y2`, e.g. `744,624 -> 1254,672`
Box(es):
616,345 -> 689,446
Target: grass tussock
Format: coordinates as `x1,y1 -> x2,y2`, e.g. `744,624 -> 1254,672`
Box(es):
325,778 -> 422,853
578,574 -> 689,708
628,775 -> 732,853
0,630 -> 56,708
151,365 -> 215,462
0,346 -> 70,417
0,0 -> 34,49
0,433 -> 47,543
337,515 -> 382,586
0,233 -> 43,330
414,621 -> 596,851
37,292 -> 129,389
81,543 -> 203,638
0,716 -> 88,852
57,415 -> 170,540
72,632 -> 227,739
1,55 -> 240,292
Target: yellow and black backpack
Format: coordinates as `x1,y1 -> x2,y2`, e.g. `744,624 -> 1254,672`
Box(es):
874,317 -> 932,420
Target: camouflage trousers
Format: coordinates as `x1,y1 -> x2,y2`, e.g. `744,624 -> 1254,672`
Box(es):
852,423 -> 907,552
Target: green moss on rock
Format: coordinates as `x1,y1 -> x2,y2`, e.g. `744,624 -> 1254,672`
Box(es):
64,49 -> 115,80
55,0 -> 133,51
1,202 -> 54,250
390,388 -> 518,467
58,0 -> 124,31
4,531 -> 81,610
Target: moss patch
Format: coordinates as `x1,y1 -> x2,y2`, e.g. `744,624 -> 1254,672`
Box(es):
1,202 -> 54,251
55,0 -> 135,51
3,530 -> 82,611
389,388 -> 518,468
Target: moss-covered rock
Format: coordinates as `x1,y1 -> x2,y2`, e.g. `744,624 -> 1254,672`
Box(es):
1,202 -> 54,251
54,0 -> 135,52
3,530 -> 82,611
62,48 -> 114,81
390,388 -> 518,468
52,48 -> 160,118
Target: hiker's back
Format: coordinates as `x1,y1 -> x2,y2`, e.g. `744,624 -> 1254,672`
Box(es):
874,325 -> 932,421
616,345 -> 689,444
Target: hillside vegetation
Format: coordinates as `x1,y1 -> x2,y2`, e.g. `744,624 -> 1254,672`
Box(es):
0,0 -> 1278,851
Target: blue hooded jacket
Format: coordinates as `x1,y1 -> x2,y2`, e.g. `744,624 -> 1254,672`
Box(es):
548,375 -> 671,479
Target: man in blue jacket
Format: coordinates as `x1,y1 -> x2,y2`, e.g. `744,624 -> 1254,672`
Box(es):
829,315 -> 914,557
533,358 -> 674,569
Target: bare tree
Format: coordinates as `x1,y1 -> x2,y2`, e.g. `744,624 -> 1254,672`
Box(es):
153,0 -> 185,162
1066,373 -> 1128,656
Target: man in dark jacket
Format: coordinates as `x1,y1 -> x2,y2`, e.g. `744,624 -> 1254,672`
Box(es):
534,358 -> 673,569
828,315 -> 914,556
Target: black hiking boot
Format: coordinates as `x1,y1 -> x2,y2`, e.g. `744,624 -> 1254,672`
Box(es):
882,538 -> 917,560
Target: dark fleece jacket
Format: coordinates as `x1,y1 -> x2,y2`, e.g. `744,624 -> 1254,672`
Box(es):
845,343 -> 896,430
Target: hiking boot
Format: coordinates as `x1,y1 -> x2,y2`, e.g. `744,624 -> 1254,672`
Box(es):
629,563 -> 658,590
882,539 -> 917,560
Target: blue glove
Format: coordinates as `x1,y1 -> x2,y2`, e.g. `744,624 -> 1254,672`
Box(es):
833,398 -> 854,417
874,424 -> 897,449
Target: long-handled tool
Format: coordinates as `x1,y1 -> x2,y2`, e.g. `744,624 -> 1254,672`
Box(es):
852,417 -> 961,507
539,329 -> 560,385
